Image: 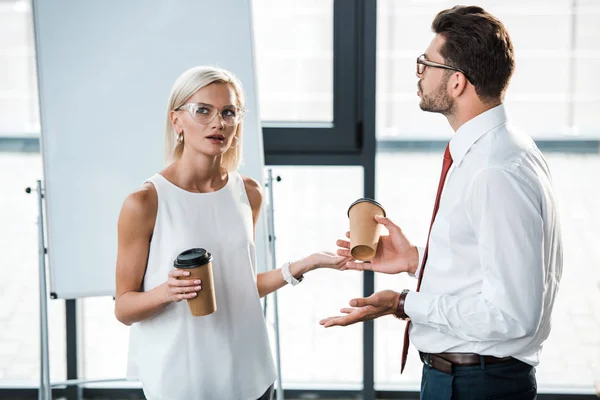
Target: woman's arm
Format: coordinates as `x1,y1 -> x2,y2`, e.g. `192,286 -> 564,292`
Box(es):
256,258 -> 315,298
243,176 -> 348,298
114,183 -> 200,325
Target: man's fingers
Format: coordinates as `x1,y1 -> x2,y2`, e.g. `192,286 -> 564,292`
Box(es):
349,297 -> 373,307
374,215 -> 398,232
320,309 -> 369,327
337,248 -> 352,258
319,317 -> 337,327
374,215 -> 404,237
336,239 -> 350,249
319,316 -> 351,328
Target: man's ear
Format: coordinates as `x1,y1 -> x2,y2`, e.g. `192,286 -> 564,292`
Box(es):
450,72 -> 468,98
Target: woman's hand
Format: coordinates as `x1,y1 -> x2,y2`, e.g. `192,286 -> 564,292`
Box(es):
305,251 -> 352,272
163,269 -> 202,303
288,251 -> 351,278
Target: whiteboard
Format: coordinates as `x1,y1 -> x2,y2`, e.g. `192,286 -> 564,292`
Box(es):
32,0 -> 269,299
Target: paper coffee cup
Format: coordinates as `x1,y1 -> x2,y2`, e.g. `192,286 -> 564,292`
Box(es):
174,248 -> 216,317
347,198 -> 386,261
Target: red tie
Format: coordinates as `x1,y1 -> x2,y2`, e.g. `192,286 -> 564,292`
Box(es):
400,144 -> 453,373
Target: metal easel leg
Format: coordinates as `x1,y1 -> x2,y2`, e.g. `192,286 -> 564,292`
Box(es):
266,169 -> 284,400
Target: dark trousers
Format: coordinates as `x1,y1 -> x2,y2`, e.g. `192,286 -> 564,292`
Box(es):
420,356 -> 537,400
256,384 -> 274,400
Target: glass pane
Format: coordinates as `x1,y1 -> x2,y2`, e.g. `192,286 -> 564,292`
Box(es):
532,154 -> 600,389
269,166 -> 363,387
374,152 -> 438,388
374,151 -> 600,390
81,297 -> 129,380
0,0 -> 39,135
0,152 -> 66,383
574,55 -> 600,135
252,0 -> 333,122
376,0 -> 600,140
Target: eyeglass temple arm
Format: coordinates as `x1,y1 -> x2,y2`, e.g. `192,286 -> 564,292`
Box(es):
422,61 -> 471,83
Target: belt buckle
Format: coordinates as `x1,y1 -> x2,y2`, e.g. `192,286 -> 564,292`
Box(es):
421,352 -> 433,368
426,353 -> 454,374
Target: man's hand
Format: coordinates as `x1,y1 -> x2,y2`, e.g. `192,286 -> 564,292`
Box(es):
319,290 -> 401,328
336,215 -> 419,275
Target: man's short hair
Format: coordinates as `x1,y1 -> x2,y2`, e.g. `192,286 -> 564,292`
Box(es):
432,6 -> 515,101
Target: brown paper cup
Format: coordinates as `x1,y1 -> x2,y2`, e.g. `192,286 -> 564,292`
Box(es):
174,248 -> 216,317
347,198 -> 386,261
177,261 -> 216,316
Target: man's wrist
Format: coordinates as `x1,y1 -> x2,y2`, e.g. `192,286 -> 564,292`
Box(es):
393,289 -> 410,320
407,246 -> 420,275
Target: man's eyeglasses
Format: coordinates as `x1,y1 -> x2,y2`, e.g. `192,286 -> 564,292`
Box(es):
176,103 -> 245,127
416,54 -> 472,83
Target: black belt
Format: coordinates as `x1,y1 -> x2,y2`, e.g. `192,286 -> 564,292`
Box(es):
419,352 -> 514,374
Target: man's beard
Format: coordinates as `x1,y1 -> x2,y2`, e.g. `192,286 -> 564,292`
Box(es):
419,74 -> 455,116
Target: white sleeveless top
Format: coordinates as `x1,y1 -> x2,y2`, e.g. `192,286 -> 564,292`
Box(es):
126,172 -> 276,400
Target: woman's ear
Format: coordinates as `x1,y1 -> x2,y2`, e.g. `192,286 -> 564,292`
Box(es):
170,110 -> 181,133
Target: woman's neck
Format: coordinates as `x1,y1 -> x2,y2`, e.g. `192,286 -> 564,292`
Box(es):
166,152 -> 228,193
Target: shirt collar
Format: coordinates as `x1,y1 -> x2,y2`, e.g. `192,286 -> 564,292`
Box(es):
449,104 -> 508,165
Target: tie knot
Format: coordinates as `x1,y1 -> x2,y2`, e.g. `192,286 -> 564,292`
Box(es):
444,144 -> 453,161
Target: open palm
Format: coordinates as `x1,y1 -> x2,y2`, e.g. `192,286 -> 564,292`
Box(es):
319,290 -> 400,327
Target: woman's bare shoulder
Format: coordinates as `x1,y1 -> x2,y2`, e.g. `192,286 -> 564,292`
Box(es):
119,182 -> 158,229
241,175 -> 263,211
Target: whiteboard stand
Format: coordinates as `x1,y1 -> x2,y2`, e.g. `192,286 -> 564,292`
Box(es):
27,180 -> 127,400
265,169 -> 284,400
26,179 -> 52,400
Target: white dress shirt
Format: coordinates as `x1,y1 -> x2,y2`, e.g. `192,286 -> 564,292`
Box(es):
404,104 -> 563,366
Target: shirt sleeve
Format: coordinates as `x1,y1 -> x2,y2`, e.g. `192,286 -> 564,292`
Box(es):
408,246 -> 426,279
404,167 -> 545,341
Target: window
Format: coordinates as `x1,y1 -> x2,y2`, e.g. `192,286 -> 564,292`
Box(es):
0,0 -> 38,136
254,0 -> 364,156
376,0 -> 600,141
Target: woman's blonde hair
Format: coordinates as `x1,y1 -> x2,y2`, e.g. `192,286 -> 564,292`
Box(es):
164,66 -> 245,171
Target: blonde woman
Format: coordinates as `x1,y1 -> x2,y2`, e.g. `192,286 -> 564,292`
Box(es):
114,66 -> 348,400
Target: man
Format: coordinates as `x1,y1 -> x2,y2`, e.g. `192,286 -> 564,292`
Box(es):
320,6 -> 563,400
